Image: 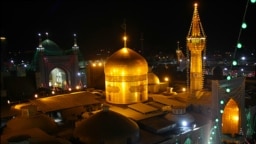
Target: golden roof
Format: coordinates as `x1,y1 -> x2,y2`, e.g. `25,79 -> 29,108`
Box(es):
104,47 -> 148,76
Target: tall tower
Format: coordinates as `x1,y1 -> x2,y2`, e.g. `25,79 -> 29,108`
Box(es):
186,3 -> 206,93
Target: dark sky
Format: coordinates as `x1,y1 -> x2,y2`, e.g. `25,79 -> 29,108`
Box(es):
1,0 -> 256,59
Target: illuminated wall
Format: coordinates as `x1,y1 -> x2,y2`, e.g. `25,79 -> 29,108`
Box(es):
104,47 -> 148,104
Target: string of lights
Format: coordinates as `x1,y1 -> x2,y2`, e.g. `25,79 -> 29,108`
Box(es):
208,1 -> 256,143
226,0 -> 255,93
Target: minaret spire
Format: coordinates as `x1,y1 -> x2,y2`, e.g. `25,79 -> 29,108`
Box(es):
186,3 -> 206,94
187,3 -> 206,38
72,33 -> 79,51
37,33 -> 44,52
38,33 -> 42,48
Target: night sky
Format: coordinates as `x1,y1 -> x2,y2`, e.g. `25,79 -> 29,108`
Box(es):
1,0 -> 256,59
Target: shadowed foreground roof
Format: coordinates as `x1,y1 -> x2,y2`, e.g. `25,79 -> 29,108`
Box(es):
74,109 -> 140,143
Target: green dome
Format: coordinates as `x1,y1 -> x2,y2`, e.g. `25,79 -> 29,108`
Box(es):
42,39 -> 63,55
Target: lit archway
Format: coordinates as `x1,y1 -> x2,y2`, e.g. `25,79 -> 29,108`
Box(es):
222,98 -> 239,135
184,137 -> 192,144
49,68 -> 67,89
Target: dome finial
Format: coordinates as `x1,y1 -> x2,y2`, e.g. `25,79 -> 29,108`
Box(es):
121,18 -> 127,47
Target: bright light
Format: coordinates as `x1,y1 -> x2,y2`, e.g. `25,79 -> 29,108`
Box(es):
123,36 -> 127,41
241,56 -> 246,60
0,37 -> 6,40
182,87 -> 186,92
181,120 -> 188,126
233,116 -> 239,121
251,0 -> 256,3
76,85 -> 81,90
220,100 -> 224,105
164,77 -> 169,82
237,43 -> 242,49
34,94 -> 38,98
232,60 -> 237,66
242,22 -> 247,29
226,88 -> 231,93
226,75 -> 231,80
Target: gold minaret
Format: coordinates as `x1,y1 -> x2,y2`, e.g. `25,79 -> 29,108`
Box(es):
186,3 -> 206,93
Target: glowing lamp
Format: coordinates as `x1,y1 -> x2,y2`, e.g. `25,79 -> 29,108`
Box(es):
237,43 -> 242,49
232,60 -> 237,66
242,22 -> 247,29
226,88 -> 231,93
251,0 -> 256,3
220,100 -> 224,105
227,75 -> 231,80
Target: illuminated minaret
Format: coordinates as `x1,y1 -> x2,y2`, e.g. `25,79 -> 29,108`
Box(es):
186,3 -> 206,92
72,33 -> 79,54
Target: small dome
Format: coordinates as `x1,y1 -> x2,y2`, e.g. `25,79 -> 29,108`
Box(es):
104,47 -> 148,76
42,39 -> 63,55
3,114 -> 58,134
148,72 -> 160,85
212,65 -> 223,79
74,109 -> 140,144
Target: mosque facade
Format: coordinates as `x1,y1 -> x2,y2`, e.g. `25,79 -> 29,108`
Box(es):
32,34 -> 86,90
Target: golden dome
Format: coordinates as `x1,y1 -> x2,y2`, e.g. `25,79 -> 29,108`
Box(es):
104,47 -> 148,76
148,72 -> 160,85
104,47 -> 148,104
